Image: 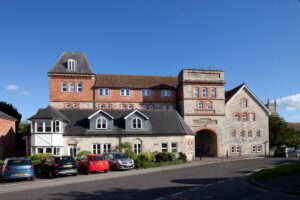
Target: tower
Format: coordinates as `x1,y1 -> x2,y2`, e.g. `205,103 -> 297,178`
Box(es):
266,98 -> 278,116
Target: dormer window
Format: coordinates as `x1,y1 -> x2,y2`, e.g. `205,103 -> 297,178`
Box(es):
96,117 -> 107,129
67,59 -> 76,71
132,117 -> 142,129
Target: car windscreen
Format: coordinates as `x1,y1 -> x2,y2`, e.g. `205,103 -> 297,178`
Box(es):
54,157 -> 75,163
115,153 -> 129,159
7,160 -> 31,166
90,156 -> 105,161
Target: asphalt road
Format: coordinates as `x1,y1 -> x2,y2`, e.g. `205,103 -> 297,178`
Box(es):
0,157 -> 299,200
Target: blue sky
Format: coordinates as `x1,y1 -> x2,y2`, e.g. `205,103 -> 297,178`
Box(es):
0,0 -> 300,121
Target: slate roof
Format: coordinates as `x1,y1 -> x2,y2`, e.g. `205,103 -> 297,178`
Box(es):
94,74 -> 178,89
288,123 -> 300,132
48,52 -> 94,74
0,111 -> 17,121
225,83 -> 244,104
28,106 -> 70,123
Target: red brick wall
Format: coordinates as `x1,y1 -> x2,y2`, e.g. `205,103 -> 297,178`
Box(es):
0,118 -> 16,159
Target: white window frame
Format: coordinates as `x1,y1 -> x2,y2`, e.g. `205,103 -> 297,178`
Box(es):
66,104 -> 71,109
250,114 -> 255,122
77,82 -> 83,92
257,145 -> 262,152
142,105 -> 147,110
53,147 -> 61,156
107,104 -> 112,109
61,82 -> 67,92
252,145 -> 257,153
198,102 -> 203,110
171,142 -> 178,153
35,120 -> 53,133
96,117 -> 108,130
121,104 -> 126,110
242,114 -> 247,122
241,99 -> 247,108
128,104 -> 133,110
210,88 -> 216,98
99,88 -> 109,96
73,104 -> 78,109
120,88 -> 130,96
69,82 -> 75,92
193,88 -> 199,98
202,88 -> 207,98
134,143 -> 142,155
100,104 -> 105,110
236,146 -> 241,153
161,90 -> 171,97
45,121 -> 52,133
103,143 -> 111,153
132,117 -> 142,129
93,144 -> 101,154
142,89 -> 151,96
161,143 -> 168,152
67,59 -> 76,71
207,101 -> 212,110
231,146 -> 236,154
55,120 -> 62,133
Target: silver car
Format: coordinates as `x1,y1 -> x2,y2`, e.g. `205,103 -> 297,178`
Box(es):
106,152 -> 135,170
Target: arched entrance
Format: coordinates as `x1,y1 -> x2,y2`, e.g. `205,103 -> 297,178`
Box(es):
195,129 -> 217,157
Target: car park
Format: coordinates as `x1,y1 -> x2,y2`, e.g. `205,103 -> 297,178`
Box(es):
78,154 -> 109,174
1,157 -> 35,182
274,146 -> 300,157
106,152 -> 134,170
37,156 -> 78,178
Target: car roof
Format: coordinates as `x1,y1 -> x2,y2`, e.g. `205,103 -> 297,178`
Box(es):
86,154 -> 105,156
5,157 -> 29,161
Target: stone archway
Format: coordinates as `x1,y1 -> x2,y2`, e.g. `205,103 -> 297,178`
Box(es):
195,129 -> 218,157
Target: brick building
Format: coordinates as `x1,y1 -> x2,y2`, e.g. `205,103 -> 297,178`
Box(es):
0,111 -> 17,159
29,52 -> 270,160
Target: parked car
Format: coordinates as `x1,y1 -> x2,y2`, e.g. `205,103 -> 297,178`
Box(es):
106,152 -> 134,170
78,154 -> 109,174
37,156 -> 78,178
1,157 -> 35,182
274,146 -> 300,157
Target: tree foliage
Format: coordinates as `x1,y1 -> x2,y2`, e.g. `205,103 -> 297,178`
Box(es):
0,101 -> 22,124
269,115 -> 300,147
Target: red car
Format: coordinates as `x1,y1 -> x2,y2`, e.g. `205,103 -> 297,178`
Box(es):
78,154 -> 109,174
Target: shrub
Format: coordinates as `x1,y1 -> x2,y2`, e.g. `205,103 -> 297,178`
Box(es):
155,152 -> 175,162
30,153 -> 52,161
178,152 -> 187,162
77,151 -> 91,159
143,152 -> 156,163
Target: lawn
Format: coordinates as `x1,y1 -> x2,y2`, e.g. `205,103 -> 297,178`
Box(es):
253,162 -> 300,181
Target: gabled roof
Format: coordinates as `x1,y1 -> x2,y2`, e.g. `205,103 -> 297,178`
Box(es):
0,111 -> 17,121
94,74 -> 178,89
48,52 -> 94,75
88,110 -> 114,120
28,106 -> 70,123
225,83 -> 271,115
124,110 -> 149,120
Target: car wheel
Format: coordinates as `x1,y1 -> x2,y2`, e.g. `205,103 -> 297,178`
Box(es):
104,170 -> 108,173
31,176 -> 36,181
113,164 -> 118,171
73,173 -> 78,176
85,168 -> 90,175
1,179 -> 6,183
48,171 -> 54,179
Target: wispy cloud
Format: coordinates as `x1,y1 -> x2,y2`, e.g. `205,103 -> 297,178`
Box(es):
6,84 -> 30,96
277,93 -> 300,111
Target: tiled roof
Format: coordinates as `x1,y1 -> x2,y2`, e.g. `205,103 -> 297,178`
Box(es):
28,106 -> 70,123
288,123 -> 300,132
94,74 -> 178,89
225,83 -> 245,104
0,111 -> 17,121
48,52 -> 94,74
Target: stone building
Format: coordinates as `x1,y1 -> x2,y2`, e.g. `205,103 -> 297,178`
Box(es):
29,52 -> 270,160
0,111 -> 17,159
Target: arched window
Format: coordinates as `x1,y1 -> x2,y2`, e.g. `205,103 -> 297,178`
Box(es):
96,117 -> 107,129
77,82 -> 83,92
148,105 -> 154,110
132,117 -> 142,129
100,104 -> 105,110
207,101 -> 212,110
134,139 -> 142,155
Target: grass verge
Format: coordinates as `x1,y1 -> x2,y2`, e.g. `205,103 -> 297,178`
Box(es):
137,160 -> 186,169
253,162 -> 300,181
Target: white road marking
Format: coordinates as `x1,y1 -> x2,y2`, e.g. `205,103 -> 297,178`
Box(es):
171,192 -> 183,197
205,183 -> 213,187
153,197 -> 165,200
217,180 -> 225,184
189,187 -> 201,191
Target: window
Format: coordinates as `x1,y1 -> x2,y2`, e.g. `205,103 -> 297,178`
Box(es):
234,113 -> 239,122
93,144 -> 101,154
69,82 -> 75,92
231,130 -> 236,137
231,146 -> 241,154
67,59 -> 76,70
73,104 -> 78,109
236,146 -> 241,153
240,130 -> 245,138
252,145 -> 257,153
161,90 -> 171,97
257,145 -> 262,152
37,148 -> 44,154
45,121 -> 52,132
132,117 -> 142,129
55,120 -> 61,133
162,105 -> 167,110
248,130 -> 253,138
142,105 -> 147,110
96,117 -> 107,129
168,105 -> 174,110
256,130 -> 261,137
193,88 -> 199,97
250,113 -> 255,122
99,88 -> 109,96
107,104 -> 112,109
148,105 -> 154,110
46,148 -> 52,154
161,143 -> 168,152
210,88 -> 216,98
36,121 -> 43,132
242,114 -> 247,122
202,88 -> 207,98
128,104 -> 133,110
231,146 -> 236,154
103,144 -> 111,153
53,147 -> 60,156
100,104 -> 105,110
171,143 -> 178,153
120,89 -> 130,96
77,82 -> 83,92
134,143 -> 142,155
207,101 -> 212,110
61,82 -> 67,92
121,104 -> 126,110
241,99 -> 247,108
66,104 -> 71,109
198,102 -> 203,110
142,89 -> 151,96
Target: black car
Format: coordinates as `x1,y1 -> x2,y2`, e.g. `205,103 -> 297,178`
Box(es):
37,156 -> 78,178
274,146 -> 299,157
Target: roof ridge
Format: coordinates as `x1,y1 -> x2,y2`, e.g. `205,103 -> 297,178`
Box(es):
96,73 -> 177,78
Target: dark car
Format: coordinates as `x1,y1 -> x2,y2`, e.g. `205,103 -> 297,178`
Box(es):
274,146 -> 300,157
37,156 -> 78,178
106,152 -> 134,170
1,157 -> 35,182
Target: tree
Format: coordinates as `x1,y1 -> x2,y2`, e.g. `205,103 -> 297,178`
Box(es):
0,101 -> 22,124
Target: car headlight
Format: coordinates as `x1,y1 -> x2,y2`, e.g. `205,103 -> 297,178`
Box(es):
131,159 -> 134,163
